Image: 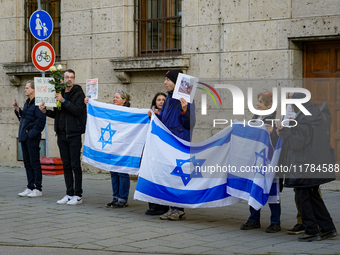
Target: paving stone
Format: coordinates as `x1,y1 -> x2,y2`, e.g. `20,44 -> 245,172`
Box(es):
0,166 -> 339,254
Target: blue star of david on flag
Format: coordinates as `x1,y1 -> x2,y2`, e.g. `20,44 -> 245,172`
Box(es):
98,123 -> 116,149
253,148 -> 268,176
171,156 -> 206,186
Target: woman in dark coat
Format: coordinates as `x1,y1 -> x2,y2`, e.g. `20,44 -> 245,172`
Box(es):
278,92 -> 337,242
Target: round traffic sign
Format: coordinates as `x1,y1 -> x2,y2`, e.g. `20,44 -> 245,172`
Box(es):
29,10 -> 53,40
32,41 -> 55,71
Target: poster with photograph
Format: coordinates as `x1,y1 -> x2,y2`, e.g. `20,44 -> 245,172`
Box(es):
172,73 -> 198,103
86,78 -> 98,99
34,77 -> 56,107
281,104 -> 296,128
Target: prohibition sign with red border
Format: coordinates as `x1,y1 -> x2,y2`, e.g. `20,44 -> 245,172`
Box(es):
31,41 -> 55,71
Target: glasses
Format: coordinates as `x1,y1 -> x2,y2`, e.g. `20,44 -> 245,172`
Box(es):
115,90 -> 127,98
264,92 -> 272,101
65,76 -> 75,79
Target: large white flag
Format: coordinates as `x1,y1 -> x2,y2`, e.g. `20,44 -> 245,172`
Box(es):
134,115 -> 242,208
134,117 -> 281,209
82,99 -> 150,174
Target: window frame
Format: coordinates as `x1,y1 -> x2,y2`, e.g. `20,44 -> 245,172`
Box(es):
135,0 -> 182,57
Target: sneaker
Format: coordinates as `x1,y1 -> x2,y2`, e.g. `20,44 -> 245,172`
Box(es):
265,223 -> 281,233
287,224 -> 305,235
27,189 -> 42,197
106,198 -> 118,207
159,209 -> 175,220
320,229 -> 338,240
168,209 -> 186,220
298,233 -> 321,242
111,201 -> 128,208
57,195 -> 72,205
240,221 -> 261,230
67,195 -> 83,205
18,188 -> 32,197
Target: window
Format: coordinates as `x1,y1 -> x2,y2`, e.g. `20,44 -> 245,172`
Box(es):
136,0 -> 182,57
25,0 -> 61,62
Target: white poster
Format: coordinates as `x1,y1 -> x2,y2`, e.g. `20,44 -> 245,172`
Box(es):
86,78 -> 98,99
172,73 -> 198,104
34,77 -> 56,107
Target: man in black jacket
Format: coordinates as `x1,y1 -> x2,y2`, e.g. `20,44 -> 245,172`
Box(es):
39,69 -> 86,205
278,93 -> 337,242
14,80 -> 46,198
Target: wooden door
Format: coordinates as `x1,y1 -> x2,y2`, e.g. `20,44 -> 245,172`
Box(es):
304,41 -> 340,165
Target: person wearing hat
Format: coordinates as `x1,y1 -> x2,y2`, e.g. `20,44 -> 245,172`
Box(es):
148,69 -> 196,220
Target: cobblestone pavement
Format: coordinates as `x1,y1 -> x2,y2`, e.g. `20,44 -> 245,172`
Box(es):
0,166 -> 339,254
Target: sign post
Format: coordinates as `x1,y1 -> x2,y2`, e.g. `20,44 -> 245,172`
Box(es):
29,1 -> 54,157
31,41 -> 55,72
29,10 -> 53,41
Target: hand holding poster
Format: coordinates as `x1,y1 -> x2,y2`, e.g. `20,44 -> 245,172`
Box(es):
172,73 -> 198,103
86,78 -> 98,99
34,77 -> 56,107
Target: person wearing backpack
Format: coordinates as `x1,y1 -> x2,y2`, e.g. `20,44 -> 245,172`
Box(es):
277,92 -> 337,242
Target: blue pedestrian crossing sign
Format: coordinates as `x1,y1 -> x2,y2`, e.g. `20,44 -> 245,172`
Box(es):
29,10 -> 53,40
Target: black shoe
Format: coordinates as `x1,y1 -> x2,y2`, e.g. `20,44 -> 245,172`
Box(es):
240,221 -> 261,230
265,223 -> 281,233
287,224 -> 305,235
145,208 -> 165,215
106,198 -> 118,207
111,201 -> 128,208
298,233 -> 321,242
320,229 -> 338,240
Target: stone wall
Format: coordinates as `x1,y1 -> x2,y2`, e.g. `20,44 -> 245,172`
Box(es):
1,0 -> 340,171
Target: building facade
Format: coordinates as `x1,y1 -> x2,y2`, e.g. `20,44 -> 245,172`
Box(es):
1,0 -> 340,170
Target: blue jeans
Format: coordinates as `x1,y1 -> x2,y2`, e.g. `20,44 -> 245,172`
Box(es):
248,203 -> 281,224
21,137 -> 42,191
110,172 -> 130,202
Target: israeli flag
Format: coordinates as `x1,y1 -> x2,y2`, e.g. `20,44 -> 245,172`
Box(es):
82,99 -> 150,174
134,115 -> 242,208
226,123 -> 282,210
134,117 -> 281,209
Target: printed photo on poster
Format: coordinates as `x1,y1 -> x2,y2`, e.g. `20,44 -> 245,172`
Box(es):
34,77 -> 56,107
172,73 -> 198,103
86,78 -> 98,99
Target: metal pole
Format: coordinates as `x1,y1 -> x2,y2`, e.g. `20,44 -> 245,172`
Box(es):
41,71 -> 49,158
37,0 -> 48,157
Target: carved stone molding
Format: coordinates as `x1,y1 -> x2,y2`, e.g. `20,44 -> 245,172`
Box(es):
8,75 -> 21,86
110,56 -> 190,84
2,62 -> 66,86
115,71 -> 131,84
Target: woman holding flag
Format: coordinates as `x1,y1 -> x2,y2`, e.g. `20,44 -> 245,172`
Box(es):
85,90 -> 132,208
145,92 -> 169,215
240,92 -> 283,233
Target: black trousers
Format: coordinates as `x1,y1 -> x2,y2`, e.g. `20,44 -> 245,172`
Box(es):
296,186 -> 335,235
148,202 -> 169,212
21,137 -> 42,191
57,134 -> 83,197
